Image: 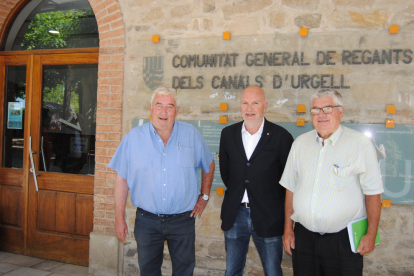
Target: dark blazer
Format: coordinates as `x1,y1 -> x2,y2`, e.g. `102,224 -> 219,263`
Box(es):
219,118 -> 293,238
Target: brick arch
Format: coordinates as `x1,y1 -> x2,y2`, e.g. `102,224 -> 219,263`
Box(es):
0,0 -> 125,235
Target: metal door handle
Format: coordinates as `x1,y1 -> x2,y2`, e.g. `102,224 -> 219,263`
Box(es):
29,136 -> 39,191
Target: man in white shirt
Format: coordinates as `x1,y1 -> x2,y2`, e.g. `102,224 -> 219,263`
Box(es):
280,89 -> 383,276
219,86 -> 293,276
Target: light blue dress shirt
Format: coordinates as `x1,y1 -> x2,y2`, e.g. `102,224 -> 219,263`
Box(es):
108,121 -> 214,215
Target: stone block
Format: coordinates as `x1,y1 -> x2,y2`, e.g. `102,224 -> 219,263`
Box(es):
282,0 -> 320,10
244,265 -> 264,275
202,0 -> 215,13
386,267 -> 414,275
124,241 -> 137,258
351,82 -> 396,104
223,0 -> 273,20
126,0 -> 155,8
227,17 -> 261,36
246,242 -> 260,261
124,259 -> 139,276
394,239 -> 414,250
332,10 -> 389,29
171,6 -> 192,18
269,11 -> 286,29
211,193 -> 224,209
192,19 -> 199,31
294,14 -> 322,28
390,5 -> 414,29
159,22 -> 189,31
202,18 -> 213,31
89,232 -> 119,276
196,207 -> 223,237
196,256 -> 226,271
333,0 -> 375,7
143,8 -> 164,22
208,241 -> 226,258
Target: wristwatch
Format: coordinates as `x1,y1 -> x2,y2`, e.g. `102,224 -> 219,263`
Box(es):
199,193 -> 209,201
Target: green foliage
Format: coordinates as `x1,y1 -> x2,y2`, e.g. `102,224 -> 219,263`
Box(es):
21,9 -> 92,50
43,82 -> 79,113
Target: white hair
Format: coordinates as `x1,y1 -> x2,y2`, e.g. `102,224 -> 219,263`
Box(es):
150,86 -> 179,108
310,89 -> 344,107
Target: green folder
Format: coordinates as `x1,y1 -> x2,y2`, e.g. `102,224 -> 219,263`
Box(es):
347,216 -> 380,253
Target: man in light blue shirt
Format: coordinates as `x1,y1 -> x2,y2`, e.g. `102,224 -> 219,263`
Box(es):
280,89 -> 383,276
109,87 -> 214,276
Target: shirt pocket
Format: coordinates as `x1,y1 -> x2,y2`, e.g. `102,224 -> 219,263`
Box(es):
330,165 -> 352,190
178,146 -> 195,167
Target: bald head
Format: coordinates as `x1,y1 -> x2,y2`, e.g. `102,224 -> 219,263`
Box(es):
240,86 -> 268,133
241,86 -> 266,102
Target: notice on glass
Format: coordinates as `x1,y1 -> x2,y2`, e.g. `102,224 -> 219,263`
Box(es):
7,102 -> 23,129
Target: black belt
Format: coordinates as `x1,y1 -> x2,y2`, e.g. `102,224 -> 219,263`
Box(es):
240,202 -> 250,208
137,207 -> 191,218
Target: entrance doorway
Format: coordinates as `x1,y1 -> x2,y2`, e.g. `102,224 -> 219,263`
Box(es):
0,49 -> 98,266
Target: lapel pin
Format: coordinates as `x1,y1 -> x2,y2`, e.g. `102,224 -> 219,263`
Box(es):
267,133 -> 269,135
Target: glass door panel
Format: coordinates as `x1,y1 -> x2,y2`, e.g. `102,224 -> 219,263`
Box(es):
2,66 -> 26,169
39,64 -> 97,175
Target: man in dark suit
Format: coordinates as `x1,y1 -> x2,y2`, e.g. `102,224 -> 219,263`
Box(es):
219,86 -> 293,276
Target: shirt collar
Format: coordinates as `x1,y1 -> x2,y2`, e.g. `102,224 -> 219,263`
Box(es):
315,125 -> 343,146
242,117 -> 265,136
149,120 -> 178,138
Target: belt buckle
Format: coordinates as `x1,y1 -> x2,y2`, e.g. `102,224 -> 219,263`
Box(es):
158,214 -> 166,218
244,202 -> 250,208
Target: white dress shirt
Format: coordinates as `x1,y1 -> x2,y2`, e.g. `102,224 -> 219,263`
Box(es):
241,118 -> 265,203
280,126 -> 383,233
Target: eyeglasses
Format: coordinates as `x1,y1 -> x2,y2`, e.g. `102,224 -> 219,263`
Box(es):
310,105 -> 341,115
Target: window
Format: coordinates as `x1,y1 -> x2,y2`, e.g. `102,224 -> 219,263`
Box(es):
4,0 -> 98,51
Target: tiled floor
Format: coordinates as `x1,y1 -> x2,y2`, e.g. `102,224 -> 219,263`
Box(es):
0,252 -> 89,276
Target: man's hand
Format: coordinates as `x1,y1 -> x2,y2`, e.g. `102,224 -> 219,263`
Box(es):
283,229 -> 295,255
357,233 -> 376,255
191,196 -> 208,218
115,216 -> 129,243
283,189 -> 295,255
357,194 -> 381,255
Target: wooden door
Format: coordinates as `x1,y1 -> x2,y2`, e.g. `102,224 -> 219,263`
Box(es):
0,55 -> 31,254
0,49 -> 98,266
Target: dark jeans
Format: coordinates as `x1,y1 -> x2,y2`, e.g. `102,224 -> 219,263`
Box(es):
224,205 -> 283,276
292,222 -> 363,276
134,208 -> 195,276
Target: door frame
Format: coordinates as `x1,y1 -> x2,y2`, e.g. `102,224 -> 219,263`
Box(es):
0,48 -> 98,263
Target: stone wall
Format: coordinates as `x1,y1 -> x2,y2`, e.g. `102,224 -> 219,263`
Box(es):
112,0 -> 414,275
2,0 -> 412,274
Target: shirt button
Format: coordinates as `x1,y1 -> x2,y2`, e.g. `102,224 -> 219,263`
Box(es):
247,163 -> 250,166
163,199 -> 165,201
164,169 -> 166,171
245,180 -> 249,183
164,184 -> 166,186
163,153 -> 165,156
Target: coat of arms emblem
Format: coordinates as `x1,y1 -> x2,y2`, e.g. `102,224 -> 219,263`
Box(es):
143,56 -> 164,90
